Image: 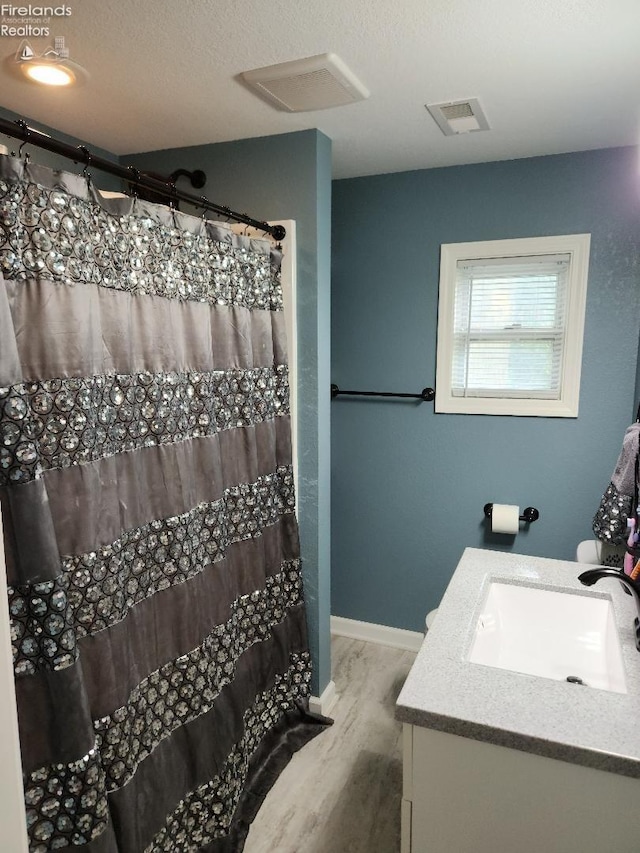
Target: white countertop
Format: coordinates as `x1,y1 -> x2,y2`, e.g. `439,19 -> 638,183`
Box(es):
396,547 -> 640,778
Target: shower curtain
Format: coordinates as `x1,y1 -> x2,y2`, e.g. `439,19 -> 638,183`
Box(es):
0,155 -> 326,852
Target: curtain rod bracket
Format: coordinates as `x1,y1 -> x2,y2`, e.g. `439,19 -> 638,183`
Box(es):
168,168 -> 207,189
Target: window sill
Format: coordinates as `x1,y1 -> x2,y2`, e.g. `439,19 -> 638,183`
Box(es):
434,395 -> 579,417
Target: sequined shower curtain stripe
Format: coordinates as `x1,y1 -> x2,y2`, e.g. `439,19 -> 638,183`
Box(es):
0,155 -> 325,853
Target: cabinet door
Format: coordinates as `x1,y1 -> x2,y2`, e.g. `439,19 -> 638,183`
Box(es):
410,725 -> 640,853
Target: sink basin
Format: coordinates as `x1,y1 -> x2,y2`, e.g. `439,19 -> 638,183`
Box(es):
468,581 -> 627,693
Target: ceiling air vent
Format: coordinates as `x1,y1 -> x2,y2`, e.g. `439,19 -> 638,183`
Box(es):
426,98 -> 490,136
241,53 -> 369,113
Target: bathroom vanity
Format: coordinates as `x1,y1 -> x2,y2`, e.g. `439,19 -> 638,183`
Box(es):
396,548 -> 640,853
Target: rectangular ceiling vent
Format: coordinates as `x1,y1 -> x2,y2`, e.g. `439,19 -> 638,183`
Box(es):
241,53 -> 369,113
426,98 -> 490,136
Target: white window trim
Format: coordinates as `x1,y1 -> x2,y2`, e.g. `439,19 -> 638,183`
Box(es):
435,234 -> 590,417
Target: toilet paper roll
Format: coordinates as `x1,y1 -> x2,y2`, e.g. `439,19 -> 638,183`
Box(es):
491,504 -> 520,535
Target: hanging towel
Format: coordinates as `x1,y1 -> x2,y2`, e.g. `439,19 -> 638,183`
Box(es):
593,422 -> 640,543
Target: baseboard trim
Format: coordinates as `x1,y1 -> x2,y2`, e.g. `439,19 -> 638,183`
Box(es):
309,679 -> 338,717
330,616 -> 424,653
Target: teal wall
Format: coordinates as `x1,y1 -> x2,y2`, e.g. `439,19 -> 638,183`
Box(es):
127,131 -> 333,695
0,105 -> 121,190
332,146 -> 640,632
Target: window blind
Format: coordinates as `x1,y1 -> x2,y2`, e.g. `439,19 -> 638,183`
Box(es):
452,254 -> 570,399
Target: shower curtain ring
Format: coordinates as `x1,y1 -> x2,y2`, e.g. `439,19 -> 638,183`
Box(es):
199,196 -> 209,221
77,146 -> 92,186
128,166 -> 140,199
17,121 -> 31,162
168,183 -> 178,210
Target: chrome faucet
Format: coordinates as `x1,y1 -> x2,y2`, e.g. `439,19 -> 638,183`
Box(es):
578,568 -> 640,651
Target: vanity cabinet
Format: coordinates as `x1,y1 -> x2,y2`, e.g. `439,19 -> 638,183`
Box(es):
397,548 -> 640,853
401,723 -> 640,853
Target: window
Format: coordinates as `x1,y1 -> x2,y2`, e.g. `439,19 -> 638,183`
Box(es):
435,234 -> 590,417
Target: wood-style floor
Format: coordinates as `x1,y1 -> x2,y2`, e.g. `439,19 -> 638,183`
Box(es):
245,636 -> 417,853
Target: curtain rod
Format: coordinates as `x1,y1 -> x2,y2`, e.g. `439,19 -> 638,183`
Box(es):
330,383 -> 435,402
0,117 -> 286,241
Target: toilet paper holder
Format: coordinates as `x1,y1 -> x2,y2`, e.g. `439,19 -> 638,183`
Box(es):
484,504 -> 540,524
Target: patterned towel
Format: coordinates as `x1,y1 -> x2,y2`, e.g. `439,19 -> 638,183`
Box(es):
593,422 -> 640,544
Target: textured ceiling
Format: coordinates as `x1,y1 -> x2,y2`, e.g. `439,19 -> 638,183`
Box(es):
0,0 -> 639,178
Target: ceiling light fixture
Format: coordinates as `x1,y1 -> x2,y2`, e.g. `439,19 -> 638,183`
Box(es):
5,38 -> 88,87
22,60 -> 75,86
